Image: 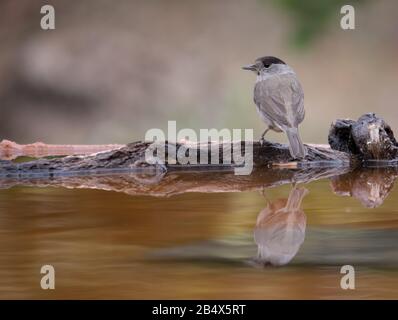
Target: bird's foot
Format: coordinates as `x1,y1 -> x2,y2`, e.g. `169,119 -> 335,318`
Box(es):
289,155 -> 308,162
259,137 -> 266,147
260,186 -> 271,204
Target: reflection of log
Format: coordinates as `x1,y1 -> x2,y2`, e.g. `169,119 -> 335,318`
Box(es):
330,167 -> 398,208
0,166 -> 350,197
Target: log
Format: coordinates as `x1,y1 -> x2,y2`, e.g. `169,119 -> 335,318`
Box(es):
329,113 -> 398,161
0,140 -> 352,177
0,139 -> 124,161
0,113 -> 396,185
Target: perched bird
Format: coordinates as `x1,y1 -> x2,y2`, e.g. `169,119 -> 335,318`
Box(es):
243,56 -> 307,159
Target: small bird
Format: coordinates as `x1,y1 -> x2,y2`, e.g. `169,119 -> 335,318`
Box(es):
243,56 -> 307,159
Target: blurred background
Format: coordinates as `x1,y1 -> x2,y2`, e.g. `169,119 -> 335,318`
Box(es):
0,0 -> 397,144
1,1 -> 398,299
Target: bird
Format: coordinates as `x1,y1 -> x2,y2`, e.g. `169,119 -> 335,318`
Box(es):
243,56 -> 307,159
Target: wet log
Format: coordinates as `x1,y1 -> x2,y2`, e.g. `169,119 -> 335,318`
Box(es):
0,139 -> 124,161
0,140 -> 351,178
329,113 -> 398,161
0,113 -> 397,180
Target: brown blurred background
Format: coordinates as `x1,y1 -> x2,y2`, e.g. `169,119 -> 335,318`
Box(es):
0,0 -> 397,144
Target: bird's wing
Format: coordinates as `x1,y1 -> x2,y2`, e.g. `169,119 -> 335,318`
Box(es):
254,73 -> 305,128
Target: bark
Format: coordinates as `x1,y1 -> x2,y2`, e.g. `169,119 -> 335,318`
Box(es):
0,140 -> 352,178
0,113 -> 396,185
329,113 -> 398,160
0,139 -> 124,160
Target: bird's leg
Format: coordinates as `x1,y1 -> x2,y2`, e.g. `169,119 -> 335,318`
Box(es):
259,128 -> 270,146
260,186 -> 271,204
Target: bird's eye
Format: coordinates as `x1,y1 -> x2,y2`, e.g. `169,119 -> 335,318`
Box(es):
264,64 -> 270,68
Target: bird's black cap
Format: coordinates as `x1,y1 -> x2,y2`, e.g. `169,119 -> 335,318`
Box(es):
255,56 -> 286,66
242,56 -> 286,72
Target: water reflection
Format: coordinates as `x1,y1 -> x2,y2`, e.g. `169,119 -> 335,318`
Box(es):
148,168 -> 398,270
1,170 -> 398,298
330,168 -> 398,208
253,187 -> 308,266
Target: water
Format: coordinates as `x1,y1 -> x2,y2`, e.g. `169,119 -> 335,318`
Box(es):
0,167 -> 397,299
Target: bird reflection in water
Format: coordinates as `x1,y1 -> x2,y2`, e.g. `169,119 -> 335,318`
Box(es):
252,186 -> 308,267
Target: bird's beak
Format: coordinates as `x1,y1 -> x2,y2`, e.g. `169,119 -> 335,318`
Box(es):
242,64 -> 257,71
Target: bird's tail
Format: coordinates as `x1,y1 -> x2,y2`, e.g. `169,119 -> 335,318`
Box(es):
285,127 -> 307,159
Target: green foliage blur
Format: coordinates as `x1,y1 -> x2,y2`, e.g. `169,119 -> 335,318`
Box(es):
269,0 -> 365,47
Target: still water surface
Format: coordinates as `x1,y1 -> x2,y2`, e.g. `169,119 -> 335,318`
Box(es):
0,168 -> 397,299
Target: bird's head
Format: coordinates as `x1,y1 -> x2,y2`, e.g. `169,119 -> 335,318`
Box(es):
242,56 -> 286,75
